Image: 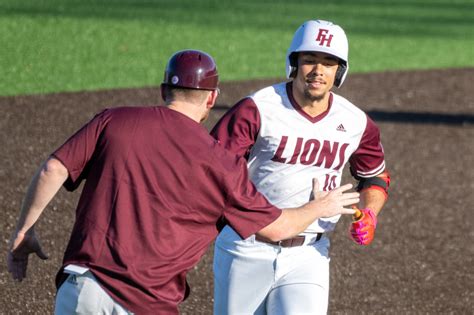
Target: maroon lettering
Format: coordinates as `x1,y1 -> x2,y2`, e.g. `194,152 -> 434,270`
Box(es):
315,140 -> 338,168
271,136 -> 349,171
288,137 -> 304,164
315,29 -> 333,47
271,136 -> 288,163
300,139 -> 321,165
333,143 -> 349,170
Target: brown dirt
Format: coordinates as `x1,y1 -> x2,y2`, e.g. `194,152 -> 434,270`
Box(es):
1,68 -> 473,314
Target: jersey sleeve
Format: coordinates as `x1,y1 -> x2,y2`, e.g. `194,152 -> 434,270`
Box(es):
216,152 -> 281,239
52,109 -> 110,191
349,115 -> 386,178
211,97 -> 260,159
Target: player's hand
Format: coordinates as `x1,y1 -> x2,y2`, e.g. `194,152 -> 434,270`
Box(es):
349,208 -> 377,245
311,179 -> 359,217
7,230 -> 48,282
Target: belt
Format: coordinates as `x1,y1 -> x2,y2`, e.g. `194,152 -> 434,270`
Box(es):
255,233 -> 323,248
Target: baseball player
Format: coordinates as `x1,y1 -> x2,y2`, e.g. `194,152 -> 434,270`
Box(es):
7,49 -> 360,314
212,20 -> 390,314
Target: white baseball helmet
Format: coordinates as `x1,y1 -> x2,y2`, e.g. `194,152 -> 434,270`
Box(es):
286,20 -> 349,87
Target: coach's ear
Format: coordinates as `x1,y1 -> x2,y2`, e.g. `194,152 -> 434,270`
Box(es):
206,89 -> 219,109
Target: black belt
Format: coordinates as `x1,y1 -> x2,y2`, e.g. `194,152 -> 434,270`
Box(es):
255,233 -> 323,248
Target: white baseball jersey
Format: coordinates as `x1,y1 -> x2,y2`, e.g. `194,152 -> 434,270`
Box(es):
212,81 -> 385,233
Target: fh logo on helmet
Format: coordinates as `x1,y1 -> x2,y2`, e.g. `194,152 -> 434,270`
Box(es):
316,29 -> 333,47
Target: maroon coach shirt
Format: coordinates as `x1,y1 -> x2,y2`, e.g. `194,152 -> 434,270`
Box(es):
52,106 -> 281,314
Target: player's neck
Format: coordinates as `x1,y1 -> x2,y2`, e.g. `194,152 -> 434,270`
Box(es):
295,93 -> 330,118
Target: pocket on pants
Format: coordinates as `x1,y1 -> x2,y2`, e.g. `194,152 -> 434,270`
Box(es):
55,272 -> 133,315
55,272 -> 103,314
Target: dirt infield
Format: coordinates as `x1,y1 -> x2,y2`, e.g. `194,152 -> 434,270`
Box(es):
1,68 -> 473,314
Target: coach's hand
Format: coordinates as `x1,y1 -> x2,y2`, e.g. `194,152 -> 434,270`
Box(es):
7,230 -> 48,282
310,179 -> 360,218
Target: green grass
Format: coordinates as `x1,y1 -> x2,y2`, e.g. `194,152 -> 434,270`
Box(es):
1,0 -> 473,96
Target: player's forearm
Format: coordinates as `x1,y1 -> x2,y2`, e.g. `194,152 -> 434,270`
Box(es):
359,188 -> 387,216
15,157 -> 68,234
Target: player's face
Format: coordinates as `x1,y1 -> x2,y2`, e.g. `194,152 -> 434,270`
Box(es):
293,52 -> 339,103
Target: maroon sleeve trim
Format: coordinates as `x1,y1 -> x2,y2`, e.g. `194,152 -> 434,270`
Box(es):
349,114 -> 386,178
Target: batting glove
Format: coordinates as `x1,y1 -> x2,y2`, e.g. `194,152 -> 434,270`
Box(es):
349,208 -> 377,245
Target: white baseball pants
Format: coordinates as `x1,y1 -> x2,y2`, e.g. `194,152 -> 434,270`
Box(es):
213,226 -> 330,315
55,270 -> 133,315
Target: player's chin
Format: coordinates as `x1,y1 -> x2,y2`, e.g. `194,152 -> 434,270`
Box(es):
303,88 -> 326,102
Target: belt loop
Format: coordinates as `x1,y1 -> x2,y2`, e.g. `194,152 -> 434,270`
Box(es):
315,233 -> 323,242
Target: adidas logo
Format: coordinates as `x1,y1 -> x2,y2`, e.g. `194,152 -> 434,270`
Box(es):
336,124 -> 346,132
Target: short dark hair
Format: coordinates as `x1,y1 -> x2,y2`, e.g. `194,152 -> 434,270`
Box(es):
162,85 -> 211,104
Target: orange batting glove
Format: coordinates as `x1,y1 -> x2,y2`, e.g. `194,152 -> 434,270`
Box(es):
349,208 -> 377,245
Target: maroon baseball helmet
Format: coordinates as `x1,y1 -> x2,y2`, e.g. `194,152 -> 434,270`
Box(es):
163,50 -> 219,90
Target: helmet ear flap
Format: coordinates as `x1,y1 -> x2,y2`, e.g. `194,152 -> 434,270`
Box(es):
288,52 -> 298,78
334,63 -> 347,88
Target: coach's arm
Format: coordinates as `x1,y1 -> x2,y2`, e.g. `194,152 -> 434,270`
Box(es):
7,157 -> 68,281
257,179 -> 358,242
